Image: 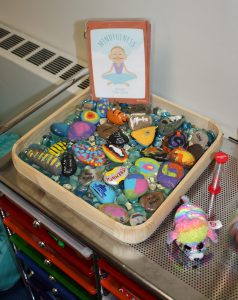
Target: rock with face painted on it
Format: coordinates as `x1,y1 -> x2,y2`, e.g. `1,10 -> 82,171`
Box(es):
102,144 -> 128,163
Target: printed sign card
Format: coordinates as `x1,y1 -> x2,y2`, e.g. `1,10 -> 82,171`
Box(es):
86,20 -> 151,104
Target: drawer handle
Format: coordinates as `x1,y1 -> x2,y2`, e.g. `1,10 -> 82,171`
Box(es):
51,288 -> 58,295
38,241 -> 46,248
32,220 -> 41,228
44,259 -> 52,266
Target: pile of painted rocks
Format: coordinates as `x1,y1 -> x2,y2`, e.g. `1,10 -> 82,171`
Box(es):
20,98 -> 216,226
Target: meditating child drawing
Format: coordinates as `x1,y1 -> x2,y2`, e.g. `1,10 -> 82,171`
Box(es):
103,46 -> 136,86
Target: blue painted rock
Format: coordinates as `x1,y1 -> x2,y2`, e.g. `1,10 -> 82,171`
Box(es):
68,121 -> 96,141
90,181 -> 116,203
50,122 -> 69,137
135,157 -> 161,178
104,166 -> 128,185
96,98 -> 110,118
61,152 -> 77,176
124,174 -> 149,200
108,130 -> 129,146
72,144 -> 106,167
157,162 -> 184,189
162,131 -> 188,153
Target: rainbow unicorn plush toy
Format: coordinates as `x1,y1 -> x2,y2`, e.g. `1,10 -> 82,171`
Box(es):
167,195 -> 217,261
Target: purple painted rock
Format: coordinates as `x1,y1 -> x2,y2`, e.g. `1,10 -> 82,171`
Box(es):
157,161 -> 184,189
68,121 -> 96,141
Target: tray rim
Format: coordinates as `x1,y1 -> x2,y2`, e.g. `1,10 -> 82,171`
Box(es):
12,89 -> 223,243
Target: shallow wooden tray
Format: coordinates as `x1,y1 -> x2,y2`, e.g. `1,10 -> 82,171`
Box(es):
12,89 -> 223,244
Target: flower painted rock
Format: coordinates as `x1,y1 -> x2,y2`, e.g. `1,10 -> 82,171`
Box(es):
96,98 -> 110,118
104,166 -> 128,185
90,181 -> 116,203
72,144 -> 106,167
50,122 -> 69,137
135,157 -> 161,178
124,174 -> 149,200
68,121 -> 96,141
157,161 -> 184,189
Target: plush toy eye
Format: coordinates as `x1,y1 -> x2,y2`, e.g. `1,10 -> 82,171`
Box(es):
184,245 -> 191,250
197,242 -> 204,250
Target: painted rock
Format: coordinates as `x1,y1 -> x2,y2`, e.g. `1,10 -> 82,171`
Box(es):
78,167 -> 103,186
72,144 -> 106,166
124,174 -> 149,200
107,109 -> 127,125
68,121 -> 96,141
123,104 -> 151,115
135,157 -> 161,178
167,148 -> 196,168
102,144 -> 128,163
99,203 -> 129,224
129,113 -> 152,130
50,122 -> 69,137
81,110 -> 100,124
26,149 -> 62,176
48,141 -> 67,157
129,212 -> 147,226
96,98 -> 110,117
97,123 -> 119,139
187,144 -> 205,161
104,166 -> 128,185
61,152 -> 77,176
108,130 -> 129,146
191,130 -> 209,149
157,162 -> 184,189
139,191 -> 165,212
90,181 -> 116,203
162,131 -> 188,152
157,115 -> 185,136
141,147 -> 168,162
131,126 -> 157,147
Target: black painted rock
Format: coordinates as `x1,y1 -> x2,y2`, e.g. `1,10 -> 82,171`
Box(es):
61,153 -> 77,176
108,130 -> 129,146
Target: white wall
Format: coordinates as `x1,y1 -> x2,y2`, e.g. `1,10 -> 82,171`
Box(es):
1,0 -> 238,138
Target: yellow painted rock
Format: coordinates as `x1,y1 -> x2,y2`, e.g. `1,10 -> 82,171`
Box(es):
167,148 -> 196,168
131,126 -> 157,147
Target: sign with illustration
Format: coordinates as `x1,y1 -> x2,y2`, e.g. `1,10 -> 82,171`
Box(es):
86,20 -> 151,104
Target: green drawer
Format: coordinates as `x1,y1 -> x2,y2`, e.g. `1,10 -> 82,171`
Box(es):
10,234 -> 96,300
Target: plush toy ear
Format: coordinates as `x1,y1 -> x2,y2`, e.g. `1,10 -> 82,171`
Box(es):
167,231 -> 177,244
207,229 -> 218,243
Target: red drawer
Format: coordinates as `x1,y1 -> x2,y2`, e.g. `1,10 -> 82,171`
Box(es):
0,196 -> 93,276
99,259 -> 157,300
3,216 -> 97,295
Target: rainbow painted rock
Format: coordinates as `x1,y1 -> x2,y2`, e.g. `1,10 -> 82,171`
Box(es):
68,121 -> 96,141
157,162 -> 184,189
167,148 -> 196,168
104,166 -> 128,185
124,174 -> 149,200
90,181 -> 116,203
135,157 -> 161,178
96,98 -> 110,118
102,144 -> 128,163
99,203 -> 129,224
81,110 -> 100,124
72,144 -> 106,166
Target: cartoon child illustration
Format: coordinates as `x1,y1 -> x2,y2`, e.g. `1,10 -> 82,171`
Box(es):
103,46 -> 136,86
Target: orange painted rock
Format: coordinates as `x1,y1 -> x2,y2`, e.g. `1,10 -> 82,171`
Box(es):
107,109 -> 127,125
167,148 -> 195,168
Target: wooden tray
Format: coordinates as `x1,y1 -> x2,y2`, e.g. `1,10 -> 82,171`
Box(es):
12,89 -> 223,244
